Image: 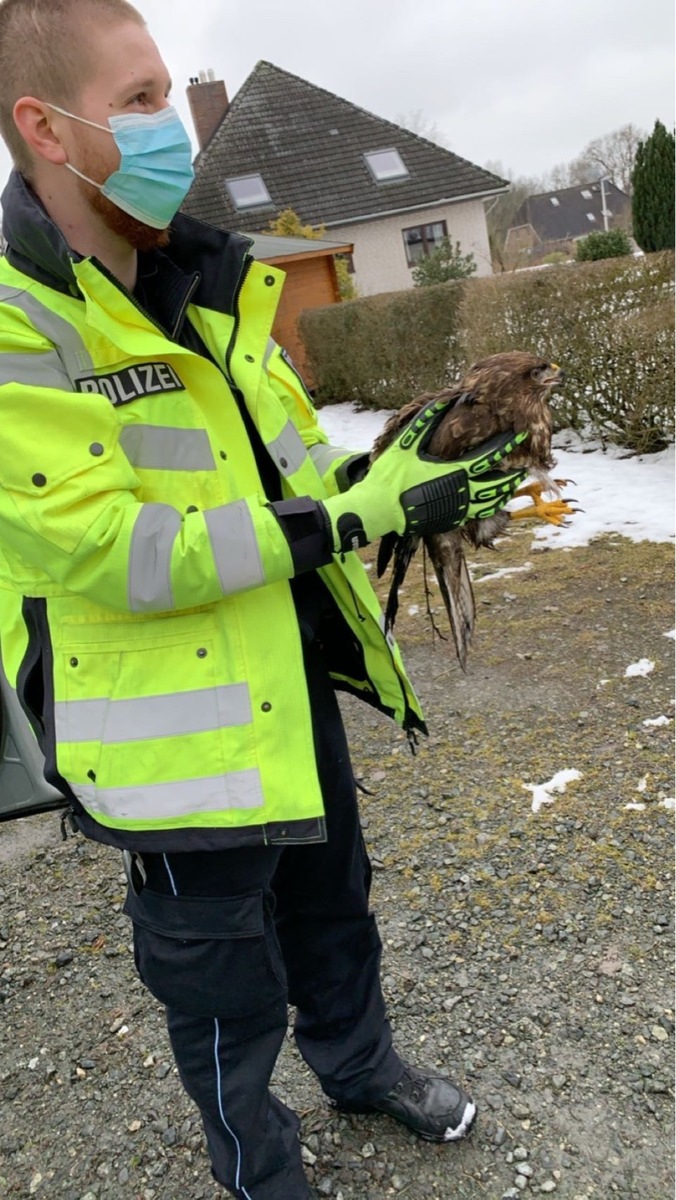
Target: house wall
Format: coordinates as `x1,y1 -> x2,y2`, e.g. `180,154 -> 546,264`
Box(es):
328,199 -> 493,297
267,254 -> 340,387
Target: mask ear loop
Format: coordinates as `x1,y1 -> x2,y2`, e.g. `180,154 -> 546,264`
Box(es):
63,162 -> 103,188
45,104 -> 114,189
46,103 -> 113,134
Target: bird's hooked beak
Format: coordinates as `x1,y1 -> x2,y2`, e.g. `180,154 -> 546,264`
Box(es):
533,363 -> 566,388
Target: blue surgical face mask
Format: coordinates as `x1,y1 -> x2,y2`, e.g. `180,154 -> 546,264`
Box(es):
48,103 -> 195,229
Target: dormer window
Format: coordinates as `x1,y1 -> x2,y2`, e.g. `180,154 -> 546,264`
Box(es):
364,149 -> 409,182
225,173 -> 272,210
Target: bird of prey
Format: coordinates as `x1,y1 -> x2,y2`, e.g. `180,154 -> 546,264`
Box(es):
371,351 -> 576,670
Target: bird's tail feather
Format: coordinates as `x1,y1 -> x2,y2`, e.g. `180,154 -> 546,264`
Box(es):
427,534 -> 476,671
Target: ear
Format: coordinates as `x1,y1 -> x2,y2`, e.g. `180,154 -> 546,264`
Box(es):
13,97 -> 69,167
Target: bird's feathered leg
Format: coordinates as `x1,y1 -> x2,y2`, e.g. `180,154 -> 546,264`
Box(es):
421,544 -> 448,643
426,532 -> 476,671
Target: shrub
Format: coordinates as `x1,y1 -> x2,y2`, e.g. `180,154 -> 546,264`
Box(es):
300,278 -> 465,409
454,251 -> 674,447
411,238 -> 477,286
299,251 -> 674,451
575,229 -> 632,261
542,251 -> 571,265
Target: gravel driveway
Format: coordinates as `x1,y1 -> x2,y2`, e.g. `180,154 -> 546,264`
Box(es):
0,530 -> 673,1200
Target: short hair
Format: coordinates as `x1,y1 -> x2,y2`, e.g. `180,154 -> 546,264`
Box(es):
0,0 -> 145,176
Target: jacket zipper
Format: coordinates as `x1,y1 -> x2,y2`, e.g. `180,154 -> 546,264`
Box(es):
91,257 -> 201,343
170,272 -> 201,340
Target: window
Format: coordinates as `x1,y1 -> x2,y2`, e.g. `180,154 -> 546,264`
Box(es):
225,173 -> 272,210
550,197 -> 560,206
581,189 -> 593,199
586,212 -> 596,222
402,220 -> 447,266
364,148 -> 409,182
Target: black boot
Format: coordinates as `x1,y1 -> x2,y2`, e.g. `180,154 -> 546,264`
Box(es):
336,1062 -> 476,1143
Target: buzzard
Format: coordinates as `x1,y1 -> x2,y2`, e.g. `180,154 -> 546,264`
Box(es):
371,351 -> 576,669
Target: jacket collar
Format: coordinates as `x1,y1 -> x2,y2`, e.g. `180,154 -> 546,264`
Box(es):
1,169 -> 253,316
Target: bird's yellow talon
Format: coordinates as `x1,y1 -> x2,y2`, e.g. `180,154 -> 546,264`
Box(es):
509,495 -> 578,527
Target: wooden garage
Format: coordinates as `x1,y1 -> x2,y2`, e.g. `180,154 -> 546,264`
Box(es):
249,233 -> 353,388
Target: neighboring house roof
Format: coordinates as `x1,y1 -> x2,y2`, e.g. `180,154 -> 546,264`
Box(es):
509,180 -> 631,243
248,232 -> 353,262
182,60 -> 508,232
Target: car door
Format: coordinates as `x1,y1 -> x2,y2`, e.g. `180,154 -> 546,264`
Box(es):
0,657 -> 66,821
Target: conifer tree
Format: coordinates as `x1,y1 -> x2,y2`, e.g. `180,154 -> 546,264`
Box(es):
631,120 -> 675,251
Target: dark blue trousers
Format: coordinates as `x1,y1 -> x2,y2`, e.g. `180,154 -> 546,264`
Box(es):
123,644 -> 402,1199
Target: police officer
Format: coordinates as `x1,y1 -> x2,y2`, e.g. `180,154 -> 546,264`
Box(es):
0,2 -> 526,1196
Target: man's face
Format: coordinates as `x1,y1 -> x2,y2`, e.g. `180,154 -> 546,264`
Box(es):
60,19 -> 174,249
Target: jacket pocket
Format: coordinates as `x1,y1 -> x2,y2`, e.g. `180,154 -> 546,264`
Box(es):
123,887 -> 287,1018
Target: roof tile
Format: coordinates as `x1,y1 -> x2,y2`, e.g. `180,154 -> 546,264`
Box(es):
183,61 -> 507,231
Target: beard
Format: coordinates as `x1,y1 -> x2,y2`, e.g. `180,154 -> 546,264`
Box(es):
89,189 -> 171,252
76,141 -> 171,253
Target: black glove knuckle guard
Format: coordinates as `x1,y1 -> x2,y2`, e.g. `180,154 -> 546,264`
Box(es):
401,470 -> 467,535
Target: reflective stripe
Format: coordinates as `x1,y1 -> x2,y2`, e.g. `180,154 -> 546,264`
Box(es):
263,336 -> 277,370
205,501 -> 265,592
0,285 -> 93,383
266,419 -> 308,477
73,768 -> 265,818
378,611 -> 396,648
128,503 -> 181,612
308,442 -> 353,477
55,684 -> 252,744
120,425 -> 216,470
0,349 -> 72,390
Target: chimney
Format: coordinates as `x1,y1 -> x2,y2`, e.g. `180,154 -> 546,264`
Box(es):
187,69 -> 229,150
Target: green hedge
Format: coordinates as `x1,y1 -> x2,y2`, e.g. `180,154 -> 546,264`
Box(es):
299,251 -> 675,452
299,279 -> 466,410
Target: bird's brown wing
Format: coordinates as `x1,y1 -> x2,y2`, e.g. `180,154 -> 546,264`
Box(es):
426,532 -> 476,671
370,388 -> 469,461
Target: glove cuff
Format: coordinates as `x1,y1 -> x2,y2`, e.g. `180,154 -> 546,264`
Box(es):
267,498 -> 334,574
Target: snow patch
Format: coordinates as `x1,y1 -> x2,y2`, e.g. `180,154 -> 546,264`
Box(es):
642,715 -> 672,727
625,802 -> 646,811
625,658 -> 655,677
664,630 -> 675,640
659,797 -> 675,810
472,563 -> 533,585
523,768 -> 582,814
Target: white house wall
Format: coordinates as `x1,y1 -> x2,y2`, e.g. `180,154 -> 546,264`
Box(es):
329,199 -> 494,297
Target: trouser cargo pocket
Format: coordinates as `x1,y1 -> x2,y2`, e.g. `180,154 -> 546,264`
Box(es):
124,886 -> 287,1018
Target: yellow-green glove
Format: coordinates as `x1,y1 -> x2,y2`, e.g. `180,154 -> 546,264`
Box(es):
320,396 -> 528,553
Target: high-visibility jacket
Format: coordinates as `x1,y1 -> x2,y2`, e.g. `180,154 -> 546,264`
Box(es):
0,170 -> 424,852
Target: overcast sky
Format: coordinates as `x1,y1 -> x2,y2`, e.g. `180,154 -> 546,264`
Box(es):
0,0 -> 673,191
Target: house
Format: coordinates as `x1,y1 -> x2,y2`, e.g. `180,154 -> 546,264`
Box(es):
182,62 -> 508,296
249,231 -> 353,386
505,180 -> 632,261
